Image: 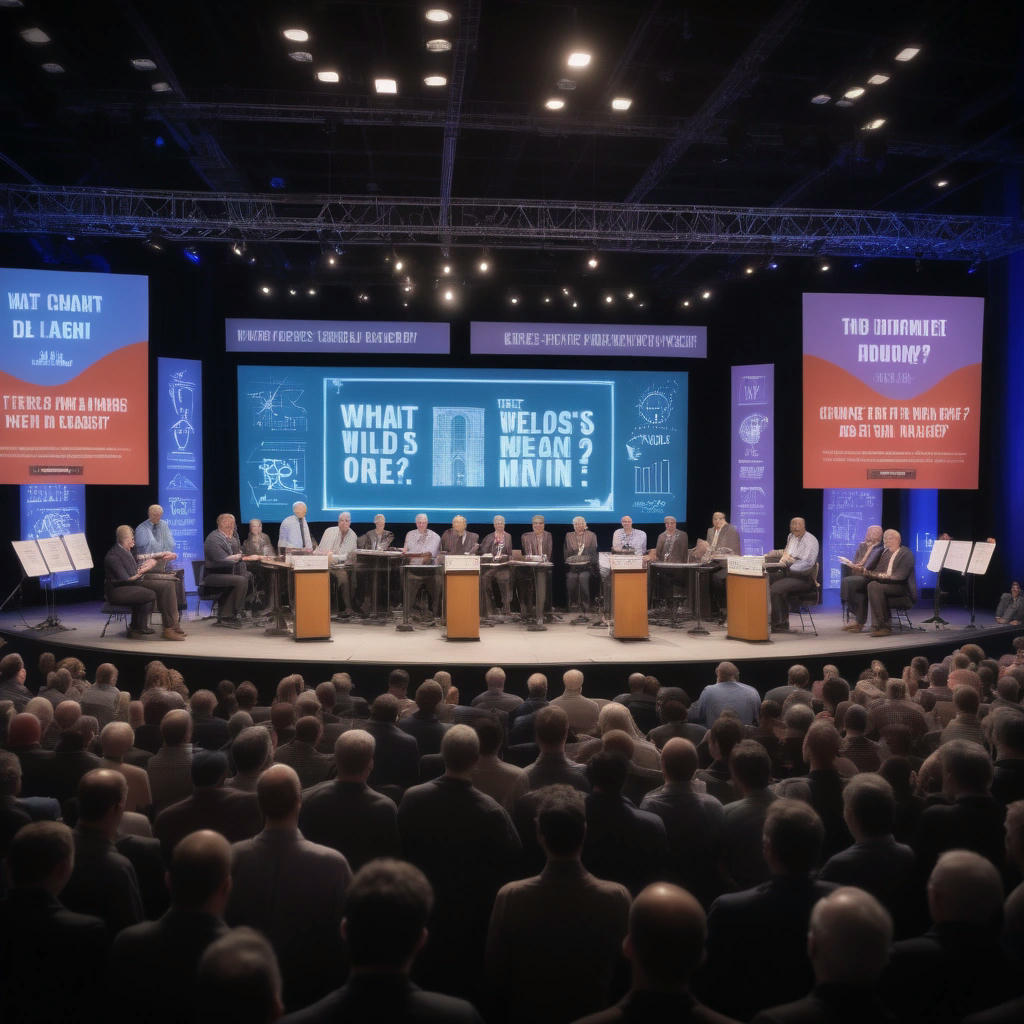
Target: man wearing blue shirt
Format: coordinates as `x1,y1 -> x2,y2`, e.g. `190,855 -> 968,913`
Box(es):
278,501 -> 315,552
768,517 -> 820,633
611,515 -> 648,556
134,504 -> 175,560
690,662 -> 762,726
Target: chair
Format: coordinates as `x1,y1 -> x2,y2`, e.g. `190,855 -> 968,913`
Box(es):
100,602 -> 133,637
787,560 -> 821,635
889,576 -> 923,631
191,560 -> 222,620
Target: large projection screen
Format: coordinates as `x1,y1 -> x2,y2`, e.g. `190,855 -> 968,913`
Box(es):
803,293 -> 983,489
238,366 -> 687,525
1,268 -> 149,484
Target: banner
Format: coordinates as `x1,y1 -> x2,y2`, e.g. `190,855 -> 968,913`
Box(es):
1,268 -> 149,484
238,366 -> 687,524
19,483 -> 88,589
730,365 -> 773,555
822,488 -> 883,590
157,358 -> 204,592
803,293 -> 983,488
471,321 -> 707,358
225,318 -> 450,354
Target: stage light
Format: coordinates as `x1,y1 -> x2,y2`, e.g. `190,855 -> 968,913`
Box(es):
682,300 -> 691,307
543,296 -> 551,303
810,94 -> 830,105
41,62 -> 64,73
183,247 -> 200,265
289,288 -> 297,296
820,262 -> 831,272
375,78 -> 398,94
426,39 -> 452,52
587,255 -> 599,269
442,288 -> 456,302
701,290 -> 712,300
151,82 -> 172,93
604,294 -> 614,304
611,97 -> 632,111
131,58 -> 157,71
394,259 -> 404,271
744,266 -> 755,275
260,284 -> 272,295
867,73 -> 890,85
626,291 -> 635,299
768,259 -> 779,270
935,179 -> 949,188
442,263 -> 452,275
316,70 -> 340,83
844,87 -> 865,100
20,27 -> 50,44
307,287 -> 317,296
425,9 -> 452,22
545,98 -> 565,110
567,51 -> 591,68
145,236 -> 164,252
477,258 -> 490,273
424,75 -> 447,87
283,28 -> 309,42
894,46 -> 920,62
289,51 -> 313,62
571,301 -> 579,309
509,296 -> 519,305
863,118 -> 886,131
270,176 -> 286,189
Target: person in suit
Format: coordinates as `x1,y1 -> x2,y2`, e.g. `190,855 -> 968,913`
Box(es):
840,524 -> 884,631
720,740 -> 777,891
196,927 -> 284,1024
551,668 -> 601,734
190,689 -> 231,750
699,799 -> 837,1021
316,511 -> 357,616
470,716 -> 528,812
0,822 -> 109,1024
522,705 -> 591,792
226,725 -> 273,792
472,665 -> 524,715
147,709 -> 195,814
612,515 -> 648,556
105,525 -> 186,640
508,673 -> 550,745
397,725 -> 522,1000
573,881 -> 736,1024
358,513 -> 394,551
153,751 -> 263,861
354,513 -> 395,612
6,711 -> 57,797
440,514 -> 480,556
751,887 -> 895,1024
242,518 -> 276,557
203,513 -> 259,627
863,529 -> 916,637
99,722 -> 152,813
644,515 -> 690,611
108,830 -> 232,1024
517,514 -> 554,619
278,859 -> 483,1024
273,716 -> 334,788
364,693 -> 420,794
767,518 -> 819,633
479,515 -> 514,619
486,785 -> 631,1024
277,500 -> 315,552
398,679 -> 450,756
227,764 -> 352,1011
564,516 -> 599,618
299,729 -> 401,870
697,511 -> 742,616
0,651 -> 32,711
613,673 -> 661,735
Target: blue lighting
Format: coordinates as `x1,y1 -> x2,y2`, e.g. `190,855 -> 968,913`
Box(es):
183,247 -> 201,264
768,260 -> 779,270
270,177 -> 286,190
154,135 -> 166,148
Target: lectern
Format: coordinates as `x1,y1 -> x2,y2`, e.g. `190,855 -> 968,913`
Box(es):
610,556 -> 648,640
726,557 -> 770,643
444,555 -> 480,641
291,555 -> 332,642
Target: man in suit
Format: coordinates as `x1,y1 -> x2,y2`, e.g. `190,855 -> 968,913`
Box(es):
699,510 -> 742,616
1,822 -> 108,1023
278,859 -> 483,1024
645,514 -> 690,610
99,722 -> 152,813
508,673 -> 549,745
486,785 -> 631,1024
551,667 -> 601,734
440,513 -> 480,556
316,511 -> 357,617
523,705 -> 590,791
203,513 -> 259,627
479,515 -> 514,619
109,830 -> 231,1024
226,725 -> 273,792
154,751 -> 263,861
6,711 -> 57,797
147,709 -> 194,814
472,665 -> 524,714
0,651 -> 33,711
752,887 -> 895,1024
354,513 -> 394,612
398,679 -> 450,756
190,689 -> 231,750
364,693 -> 420,794
227,764 -> 352,1012
397,725 -> 522,1000
196,928 -> 284,1024
564,515 -> 599,618
699,799 -> 837,1021
864,529 -> 916,637
840,524 -> 884,631
273,716 -> 334,788
516,514 -> 554,619
299,729 -> 401,870
105,525 -> 186,640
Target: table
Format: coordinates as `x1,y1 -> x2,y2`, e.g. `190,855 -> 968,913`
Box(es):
510,559 -> 552,631
648,561 -> 693,628
258,558 -> 292,637
398,561 -> 443,631
354,549 -> 403,622
664,562 -> 719,636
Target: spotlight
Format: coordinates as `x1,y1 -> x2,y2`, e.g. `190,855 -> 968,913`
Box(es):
184,247 -> 200,265
768,259 -> 779,270
288,288 -> 297,296
935,179 -> 949,188
442,288 -> 456,302
232,241 -> 246,257
307,287 -> 317,296
477,259 -> 490,274
260,284 -> 272,295
682,300 -> 691,308
701,290 -> 711,300
604,294 -> 614,304
394,259 -> 404,271
820,262 -> 830,272
145,236 -> 164,253
509,296 -> 519,305
442,263 -> 452,275
586,256 -> 599,269
744,267 -> 754,275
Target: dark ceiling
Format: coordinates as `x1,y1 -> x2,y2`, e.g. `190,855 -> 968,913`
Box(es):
0,0 -> 1021,307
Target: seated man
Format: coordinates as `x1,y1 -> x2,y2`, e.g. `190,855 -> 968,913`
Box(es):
995,580 -> 1024,625
518,515 -> 554,620
134,503 -> 176,563
767,517 -> 819,633
355,514 -> 394,614
203,513 -> 259,628
564,516 -> 599,619
863,529 -> 915,638
105,526 -> 186,641
401,514 -> 441,621
479,515 -> 513,619
440,514 -> 480,557
612,515 -> 648,556
840,524 -> 884,632
316,512 -> 357,617
644,515 -> 690,611
703,511 -> 742,616
242,518 -> 275,557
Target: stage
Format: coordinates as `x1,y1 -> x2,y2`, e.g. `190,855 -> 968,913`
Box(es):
1,594 -> 1017,702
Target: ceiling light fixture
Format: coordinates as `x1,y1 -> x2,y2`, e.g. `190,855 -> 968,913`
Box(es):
571,301 -> 578,309
316,70 -> 340,83
835,99 -> 854,108
394,259 -> 404,271
19,27 -> 51,44
260,285 -> 272,295
424,74 -> 447,87
543,296 -> 551,303
151,81 -> 172,93
626,291 -> 635,299
232,241 -> 246,257
425,8 -> 452,22
744,267 -> 755,275
442,264 -> 452,275
545,98 -> 565,110
682,300 -> 691,307
567,51 -> 591,68
604,294 -> 614,304
810,93 -> 830,105
867,73 -> 890,85
283,28 -> 309,42
510,296 -> 519,305
289,51 -> 313,62
374,78 -> 398,94
701,290 -> 712,300
935,179 -> 949,188
289,288 -> 297,296
610,97 -> 632,111
426,38 -> 452,52
308,288 -> 317,296
894,46 -> 920,62
843,87 -> 865,99
820,263 -> 830,272
863,117 -> 887,131
131,58 -> 157,71
443,288 -> 456,302
41,62 -> 64,73
477,259 -> 490,273
586,256 -> 599,269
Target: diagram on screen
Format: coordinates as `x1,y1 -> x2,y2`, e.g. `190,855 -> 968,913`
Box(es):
247,381 -> 309,433
244,440 -> 307,509
433,408 -> 485,487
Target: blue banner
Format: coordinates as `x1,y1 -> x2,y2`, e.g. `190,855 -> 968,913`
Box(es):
225,318 -> 450,354
822,488 -> 884,590
20,483 -> 88,589
471,321 -> 707,358
731,365 -> 773,555
158,358 -> 204,592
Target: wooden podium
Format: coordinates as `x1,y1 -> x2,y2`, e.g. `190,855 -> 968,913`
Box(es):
444,556 -> 480,641
726,571 -> 770,643
291,557 -> 332,642
610,559 -> 649,640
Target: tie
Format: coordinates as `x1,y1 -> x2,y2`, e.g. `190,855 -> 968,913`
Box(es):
856,545 -> 869,567
712,528 -> 720,551
299,518 -> 309,547
879,550 -> 893,576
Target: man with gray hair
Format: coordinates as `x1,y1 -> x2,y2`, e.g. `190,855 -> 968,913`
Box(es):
472,666 -> 524,714
551,668 -> 600,734
300,729 -> 401,870
105,524 -> 184,639
479,515 -> 514,620
863,528 -> 916,638
196,927 -> 283,1024
564,515 -> 599,619
316,511 -> 357,617
690,662 -> 761,726
135,503 -> 176,560
840,524 -> 884,632
81,662 -> 126,727
226,726 -> 273,792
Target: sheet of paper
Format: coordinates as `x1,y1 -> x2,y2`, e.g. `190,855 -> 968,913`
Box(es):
11,540 -> 49,578
943,540 -> 974,574
926,539 -> 950,573
36,536 -> 75,574
966,541 -> 996,575
61,532 -> 94,570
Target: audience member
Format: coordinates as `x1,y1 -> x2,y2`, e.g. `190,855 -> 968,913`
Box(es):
190,689 -> 232,750
196,927 -> 284,1024
398,679 -> 450,755
364,693 -> 420,794
273,715 -> 333,787
613,672 -> 660,734
720,740 -> 777,891
695,715 -> 744,804
940,685 -> 985,747
227,725 -> 273,792
0,651 -> 32,711
470,715 -> 528,810
81,662 -> 125,726
840,704 -> 881,772
992,712 -> 1024,805
99,722 -> 153,813
764,664 -> 812,708
472,666 -> 524,714
648,695 -> 706,750
690,662 -> 761,726
551,668 -> 601,734
147,708 -> 195,813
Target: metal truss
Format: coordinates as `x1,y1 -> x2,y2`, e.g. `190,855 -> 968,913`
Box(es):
1,184 -> 1020,260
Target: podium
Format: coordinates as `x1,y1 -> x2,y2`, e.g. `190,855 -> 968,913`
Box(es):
726,561 -> 770,642
291,556 -> 332,642
444,555 -> 480,641
610,557 -> 648,640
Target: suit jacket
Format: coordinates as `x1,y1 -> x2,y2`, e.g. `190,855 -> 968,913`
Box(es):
520,529 -> 553,560
850,539 -> 884,571
357,528 -> 394,550
582,792 -> 669,896
471,755 -> 529,811
440,528 -> 480,555
61,826 -> 144,934
485,859 -> 631,1024
398,712 -> 450,756
479,531 -> 513,561
108,908 -> 228,1024
273,739 -> 334,788
299,779 -> 401,871
564,530 -> 599,566
364,720 -> 420,791
191,714 -> 231,751
104,542 -> 143,598
867,545 -> 915,586
203,529 -> 245,573
914,793 -> 1006,877
751,984 -> 896,1024
153,787 -> 263,860
574,990 -> 738,1024
706,522 -> 741,555
653,529 -> 689,563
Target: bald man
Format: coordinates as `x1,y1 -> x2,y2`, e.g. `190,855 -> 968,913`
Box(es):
278,501 -> 314,552
134,503 -> 176,559
767,518 -> 819,633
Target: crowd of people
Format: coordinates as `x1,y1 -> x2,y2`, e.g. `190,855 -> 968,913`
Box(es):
2,636 -> 1024,1022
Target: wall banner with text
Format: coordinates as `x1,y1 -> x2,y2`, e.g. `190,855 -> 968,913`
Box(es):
226,318 -> 450,354
803,292 -> 983,489
471,321 -> 707,358
1,267 -> 149,484
731,364 -> 774,555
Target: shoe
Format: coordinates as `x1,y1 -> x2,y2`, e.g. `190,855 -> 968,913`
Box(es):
134,626 -> 155,635
170,625 -> 188,636
126,629 -> 151,640
215,616 -> 243,629
870,627 -> 892,637
843,623 -> 864,632
771,623 -> 790,633
163,628 -> 186,641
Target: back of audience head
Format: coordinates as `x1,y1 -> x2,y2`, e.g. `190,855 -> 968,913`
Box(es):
715,661 -> 740,682
388,668 -> 410,696
485,666 -> 507,691
331,671 -> 354,695
94,662 -> 117,688
77,768 -> 128,826
821,676 -> 850,711
643,675 -> 660,696
942,739 -> 993,796
100,721 -> 135,759
656,686 -> 689,711
809,887 -> 893,986
843,773 -> 895,839
928,849 -> 1004,928
314,681 -> 337,712
54,700 -> 81,732
598,702 -> 636,736
587,750 -> 629,794
526,672 -> 548,699
535,785 -> 586,858
763,799 -> 825,875
0,749 -> 20,796
441,724 -> 479,775
534,705 -> 569,748
844,704 -> 869,735
562,668 -> 584,692
803,720 -> 841,768
602,729 -> 635,761
996,674 -> 1021,704
191,689 -> 217,717
232,726 -> 273,775
269,702 -> 296,735
256,763 -> 301,822
730,739 -> 772,793
335,729 -> 375,780
879,756 -> 914,796
953,685 -> 980,716
709,715 -> 744,761
275,674 -> 303,703
949,668 -> 982,695
192,750 -> 228,788
24,696 -> 53,729
788,664 -> 811,690
227,711 -> 253,739
759,698 -> 781,726
161,708 -> 192,746
295,691 -> 321,720
342,859 -> 434,971
294,716 -> 322,745
7,820 -> 75,892
235,681 -> 258,710
370,693 -> 400,723
473,716 -> 503,758
783,702 -> 815,736
196,927 -> 283,1024
995,713 -> 1024,757
0,651 -> 25,682
661,737 -> 698,784
659,699 -> 688,725
8,711 -> 42,747
1006,801 -> 1024,872
415,679 -> 443,714
170,829 -> 232,911
626,883 -> 707,989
